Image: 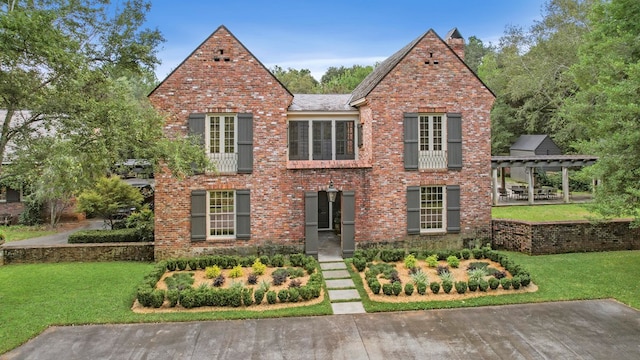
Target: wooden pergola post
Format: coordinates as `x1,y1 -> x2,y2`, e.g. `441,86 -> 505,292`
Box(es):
492,167 -> 499,205
562,167 -> 570,203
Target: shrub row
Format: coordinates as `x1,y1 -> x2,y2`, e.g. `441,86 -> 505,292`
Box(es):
165,254 -> 316,274
68,228 -> 141,243
353,247 -> 497,263
136,255 -> 323,309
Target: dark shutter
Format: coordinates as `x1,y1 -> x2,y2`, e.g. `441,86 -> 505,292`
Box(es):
188,113 -> 206,146
191,190 -> 207,241
6,188 -> 20,203
236,189 -> 251,239
304,192 -> 318,258
341,191 -> 355,258
446,185 -> 461,233
407,186 -> 420,235
404,113 -> 419,170
357,123 -> 363,148
237,113 -> 253,173
447,113 -> 462,170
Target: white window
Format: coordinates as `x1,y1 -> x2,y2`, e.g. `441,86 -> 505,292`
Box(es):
206,114 -> 237,173
289,120 -> 356,161
421,186 -> 446,232
209,190 -> 235,237
419,114 -> 447,169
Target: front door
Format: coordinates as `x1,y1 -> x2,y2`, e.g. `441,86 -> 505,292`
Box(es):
318,191 -> 341,230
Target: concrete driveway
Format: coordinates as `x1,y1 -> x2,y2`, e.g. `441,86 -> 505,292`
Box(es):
3,299 -> 639,359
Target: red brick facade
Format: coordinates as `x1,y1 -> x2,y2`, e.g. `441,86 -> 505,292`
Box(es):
149,26 -> 494,259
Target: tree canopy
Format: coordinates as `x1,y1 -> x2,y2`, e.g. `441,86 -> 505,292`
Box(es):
272,64 -> 374,94
0,0 -> 206,223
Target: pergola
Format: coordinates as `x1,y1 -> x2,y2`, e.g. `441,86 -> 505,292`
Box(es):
491,155 -> 598,205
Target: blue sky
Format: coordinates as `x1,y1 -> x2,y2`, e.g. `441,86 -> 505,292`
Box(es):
145,0 -> 547,80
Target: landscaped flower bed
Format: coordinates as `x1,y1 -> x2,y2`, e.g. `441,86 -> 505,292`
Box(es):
134,254 -> 324,312
351,247 -> 536,302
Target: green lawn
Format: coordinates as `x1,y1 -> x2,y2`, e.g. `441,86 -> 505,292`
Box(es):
491,204 -> 603,222
1,225 -> 57,242
0,261 -> 331,354
348,251 -> 640,313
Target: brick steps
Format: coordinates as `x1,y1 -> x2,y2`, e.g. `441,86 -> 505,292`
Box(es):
319,260 -> 365,314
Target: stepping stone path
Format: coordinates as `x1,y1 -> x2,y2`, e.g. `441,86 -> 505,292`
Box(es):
319,260 -> 366,314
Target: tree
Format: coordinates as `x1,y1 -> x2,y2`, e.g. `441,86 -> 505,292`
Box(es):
464,36 -> 493,75
76,176 -> 144,229
478,0 -> 596,154
562,0 -> 640,222
320,65 -> 374,93
271,66 -> 319,93
0,1 -> 207,224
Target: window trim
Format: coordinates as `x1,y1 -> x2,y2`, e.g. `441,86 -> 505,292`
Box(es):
418,113 -> 447,169
207,190 -> 236,239
205,113 -> 238,174
288,116 -> 358,161
420,185 -> 447,233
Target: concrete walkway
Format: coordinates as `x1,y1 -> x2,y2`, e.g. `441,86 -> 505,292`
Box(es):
3,300 -> 639,359
2,220 -> 104,247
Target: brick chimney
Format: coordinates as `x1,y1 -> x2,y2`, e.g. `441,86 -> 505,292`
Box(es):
445,28 -> 465,60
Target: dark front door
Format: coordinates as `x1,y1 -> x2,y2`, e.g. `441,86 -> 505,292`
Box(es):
318,191 -> 341,230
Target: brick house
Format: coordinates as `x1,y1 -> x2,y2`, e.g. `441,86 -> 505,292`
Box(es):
149,26 -> 494,260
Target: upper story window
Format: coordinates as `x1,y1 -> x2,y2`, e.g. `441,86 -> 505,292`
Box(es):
289,120 -> 356,161
206,114 -> 237,173
404,112 -> 462,171
419,114 -> 447,169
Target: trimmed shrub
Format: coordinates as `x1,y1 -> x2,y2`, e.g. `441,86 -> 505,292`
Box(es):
241,255 -> 257,267
500,277 -> 512,290
179,288 -> 197,309
455,281 -> 468,294
363,248 -> 379,262
167,289 -> 180,307
519,273 -> 531,287
468,279 -> 478,292
187,259 -> 198,271
404,254 -> 418,270
392,281 -> 403,296
277,289 -> 290,303
266,290 -> 277,304
430,281 -> 441,294
271,254 -> 285,267
259,255 -> 271,267
205,265 -> 222,279
166,259 -> 177,272
442,280 -> 453,294
426,254 -> 439,268
288,288 -> 300,303
369,279 -> 381,294
446,255 -> 460,268
299,286 -> 313,301
176,259 -> 187,271
289,253 -> 306,267
382,283 -> 393,296
68,228 -> 140,243
460,248 -> 472,260
380,248 -> 405,262
512,276 -> 522,289
353,257 -> 367,272
254,289 -> 265,305
229,265 -> 244,278
488,277 -> 500,290
404,283 -> 414,296
417,282 -> 427,295
251,259 -> 267,275
478,279 -> 489,292
242,288 -> 253,306
471,248 -> 484,259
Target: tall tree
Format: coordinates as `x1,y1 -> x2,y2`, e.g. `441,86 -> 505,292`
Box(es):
320,65 -> 373,93
0,1 -> 206,224
271,66 -> 319,93
479,0 -> 596,154
464,36 -> 493,74
562,0 -> 640,222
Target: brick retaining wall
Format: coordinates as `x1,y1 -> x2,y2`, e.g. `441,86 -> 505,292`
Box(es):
492,219 -> 640,255
0,243 -> 154,265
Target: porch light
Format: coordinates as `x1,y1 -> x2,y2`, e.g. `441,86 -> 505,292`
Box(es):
327,180 -> 338,203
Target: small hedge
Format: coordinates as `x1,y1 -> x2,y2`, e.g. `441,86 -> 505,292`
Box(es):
68,228 -> 142,243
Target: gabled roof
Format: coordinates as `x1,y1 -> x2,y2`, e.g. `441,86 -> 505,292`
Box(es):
510,135 -> 558,151
288,94 -> 355,112
350,29 -> 433,103
350,28 -> 495,105
149,25 -> 292,98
